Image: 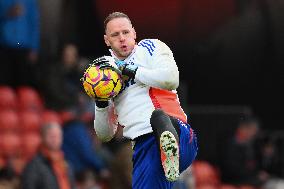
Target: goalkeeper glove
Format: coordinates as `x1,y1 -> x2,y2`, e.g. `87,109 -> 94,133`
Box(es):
95,100 -> 109,108
92,56 -> 121,74
115,60 -> 138,80
90,56 -> 121,106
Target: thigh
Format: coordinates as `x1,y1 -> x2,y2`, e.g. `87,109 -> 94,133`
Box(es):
132,135 -> 174,189
177,119 -> 198,173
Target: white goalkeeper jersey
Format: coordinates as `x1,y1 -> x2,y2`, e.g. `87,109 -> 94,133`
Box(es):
94,39 -> 187,140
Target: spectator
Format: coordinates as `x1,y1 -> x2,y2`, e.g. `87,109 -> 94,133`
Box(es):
42,43 -> 88,111
0,0 -> 40,87
258,136 -> 284,189
62,119 -> 110,181
109,141 -> 132,189
222,116 -> 267,187
21,122 -> 76,189
75,169 -> 102,189
258,137 -> 282,178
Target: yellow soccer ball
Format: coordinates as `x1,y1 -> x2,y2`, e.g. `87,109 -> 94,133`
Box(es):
82,65 -> 123,101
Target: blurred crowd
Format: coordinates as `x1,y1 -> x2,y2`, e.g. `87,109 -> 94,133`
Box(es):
0,0 -> 284,189
0,1 -> 131,188
0,84 -> 133,189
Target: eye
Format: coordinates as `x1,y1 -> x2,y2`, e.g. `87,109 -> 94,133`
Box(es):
111,32 -> 119,37
123,30 -> 130,35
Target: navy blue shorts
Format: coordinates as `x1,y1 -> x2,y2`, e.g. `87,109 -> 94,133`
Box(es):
132,120 -> 198,189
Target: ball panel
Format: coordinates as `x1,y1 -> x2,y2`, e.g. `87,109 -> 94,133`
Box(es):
85,66 -> 103,85
83,81 -> 96,98
82,65 -> 123,100
94,80 -> 115,99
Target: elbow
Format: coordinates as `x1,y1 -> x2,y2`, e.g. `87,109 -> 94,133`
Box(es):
161,69 -> 179,90
163,80 -> 179,90
95,131 -> 113,142
94,120 -> 115,142
94,126 -> 114,142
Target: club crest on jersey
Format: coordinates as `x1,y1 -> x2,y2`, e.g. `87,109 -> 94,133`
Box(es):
128,58 -> 135,65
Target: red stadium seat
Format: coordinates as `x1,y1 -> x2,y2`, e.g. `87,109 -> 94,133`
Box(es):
9,156 -> 27,175
21,132 -> 41,160
220,184 -> 238,189
239,186 -> 257,189
0,156 -> 5,169
0,86 -> 17,110
0,110 -> 19,132
192,161 -> 220,187
80,111 -> 94,124
0,133 -> 21,157
17,86 -> 44,112
59,110 -> 76,124
41,110 -> 62,125
197,184 -> 218,189
19,111 -> 41,132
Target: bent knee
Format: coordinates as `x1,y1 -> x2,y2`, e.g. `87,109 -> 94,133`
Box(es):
151,109 -> 166,120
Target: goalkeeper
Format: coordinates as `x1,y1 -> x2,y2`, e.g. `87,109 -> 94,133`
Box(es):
91,12 -> 198,189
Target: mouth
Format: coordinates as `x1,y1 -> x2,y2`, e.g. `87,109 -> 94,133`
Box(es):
121,45 -> 128,51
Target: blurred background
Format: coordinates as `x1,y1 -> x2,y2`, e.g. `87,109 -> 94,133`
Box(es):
0,0 -> 284,189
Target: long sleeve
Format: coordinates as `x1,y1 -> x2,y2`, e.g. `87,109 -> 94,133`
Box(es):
94,101 -> 118,142
22,162 -> 39,189
28,0 -> 40,51
63,123 -> 106,171
0,0 -> 40,50
0,1 -> 8,21
135,39 -> 179,90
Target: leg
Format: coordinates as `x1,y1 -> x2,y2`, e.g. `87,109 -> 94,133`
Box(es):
150,109 -> 180,181
176,119 -> 198,173
132,135 -> 174,189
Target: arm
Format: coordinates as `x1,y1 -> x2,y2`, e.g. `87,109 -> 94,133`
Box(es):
70,124 -> 106,171
27,0 -> 40,52
0,2 -> 7,20
94,100 -> 118,142
21,161 -> 39,189
117,39 -> 179,90
135,40 -> 179,90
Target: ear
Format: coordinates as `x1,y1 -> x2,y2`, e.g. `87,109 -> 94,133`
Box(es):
133,27 -> 137,40
104,35 -> 110,46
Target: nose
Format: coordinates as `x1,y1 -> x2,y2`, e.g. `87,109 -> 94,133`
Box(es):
119,33 -> 125,42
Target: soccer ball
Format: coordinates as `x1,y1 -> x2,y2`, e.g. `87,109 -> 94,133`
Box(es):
82,65 -> 123,101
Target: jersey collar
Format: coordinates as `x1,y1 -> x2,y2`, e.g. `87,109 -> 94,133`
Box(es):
109,45 -> 138,62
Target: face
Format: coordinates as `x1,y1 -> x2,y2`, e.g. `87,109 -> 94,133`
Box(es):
43,125 -> 63,151
246,123 -> 258,139
240,123 -> 259,142
63,44 -> 78,66
104,17 -> 136,60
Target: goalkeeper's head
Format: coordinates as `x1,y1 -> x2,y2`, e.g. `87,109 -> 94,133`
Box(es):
103,12 -> 137,60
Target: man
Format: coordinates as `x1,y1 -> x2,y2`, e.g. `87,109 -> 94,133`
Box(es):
21,123 -> 76,189
93,12 -> 198,188
42,43 -> 88,111
62,119 -> 110,180
0,0 -> 39,87
223,116 -> 267,187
